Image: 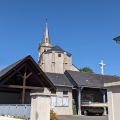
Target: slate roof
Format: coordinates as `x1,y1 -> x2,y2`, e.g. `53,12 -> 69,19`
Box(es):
65,70 -> 120,88
0,56 -> 28,78
45,72 -> 72,87
44,45 -> 71,56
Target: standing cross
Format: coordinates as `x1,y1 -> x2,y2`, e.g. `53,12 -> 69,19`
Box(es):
99,60 -> 105,75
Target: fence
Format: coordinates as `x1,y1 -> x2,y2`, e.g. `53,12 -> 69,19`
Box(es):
0,104 -> 31,118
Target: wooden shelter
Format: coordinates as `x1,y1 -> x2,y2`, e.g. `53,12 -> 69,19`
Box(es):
0,55 -> 56,104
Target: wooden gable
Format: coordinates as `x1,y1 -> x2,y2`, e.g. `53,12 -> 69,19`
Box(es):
0,55 -> 56,103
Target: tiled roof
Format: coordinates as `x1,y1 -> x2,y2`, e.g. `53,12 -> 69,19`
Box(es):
0,56 -> 28,78
44,45 -> 71,56
65,70 -> 120,88
45,72 -> 72,87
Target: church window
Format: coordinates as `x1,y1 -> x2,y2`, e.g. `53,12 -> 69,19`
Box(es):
58,54 -> 61,57
63,91 -> 68,95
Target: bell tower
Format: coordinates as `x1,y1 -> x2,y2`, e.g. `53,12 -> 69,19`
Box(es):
38,22 -> 53,64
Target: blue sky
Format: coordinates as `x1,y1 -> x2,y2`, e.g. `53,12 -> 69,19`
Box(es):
0,0 -> 120,76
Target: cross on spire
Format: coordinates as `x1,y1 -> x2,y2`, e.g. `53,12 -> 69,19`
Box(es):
99,60 -> 105,75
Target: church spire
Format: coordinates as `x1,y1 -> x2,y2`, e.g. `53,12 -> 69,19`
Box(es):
40,20 -> 52,47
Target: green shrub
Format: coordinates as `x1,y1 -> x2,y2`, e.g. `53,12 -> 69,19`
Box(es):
50,109 -> 58,120
13,116 -> 28,120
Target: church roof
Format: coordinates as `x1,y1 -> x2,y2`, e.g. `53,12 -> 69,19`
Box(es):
44,45 -> 71,56
45,72 -> 72,87
65,70 -> 120,88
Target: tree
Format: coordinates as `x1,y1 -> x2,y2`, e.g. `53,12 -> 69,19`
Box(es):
79,67 -> 94,73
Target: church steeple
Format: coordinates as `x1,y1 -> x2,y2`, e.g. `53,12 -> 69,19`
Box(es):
38,22 -> 53,63
40,22 -> 52,47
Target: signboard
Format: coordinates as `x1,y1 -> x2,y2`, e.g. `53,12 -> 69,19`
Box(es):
57,97 -> 63,106
51,96 -> 56,106
63,97 -> 68,106
50,96 -> 69,107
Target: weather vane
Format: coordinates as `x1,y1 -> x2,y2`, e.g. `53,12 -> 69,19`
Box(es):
46,18 -> 48,23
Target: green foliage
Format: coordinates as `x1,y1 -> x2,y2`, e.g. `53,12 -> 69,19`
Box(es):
50,109 -> 58,120
79,67 -> 94,73
13,116 -> 28,120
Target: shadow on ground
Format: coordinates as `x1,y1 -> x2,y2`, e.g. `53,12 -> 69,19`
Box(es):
58,115 -> 108,120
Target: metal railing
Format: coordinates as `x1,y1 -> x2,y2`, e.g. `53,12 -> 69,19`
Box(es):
0,104 -> 31,118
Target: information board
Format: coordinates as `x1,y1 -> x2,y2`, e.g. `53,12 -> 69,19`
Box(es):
63,97 -> 68,106
50,96 -> 57,106
56,97 -> 63,106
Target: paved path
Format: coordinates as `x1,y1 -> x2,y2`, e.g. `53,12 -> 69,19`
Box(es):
59,115 -> 108,120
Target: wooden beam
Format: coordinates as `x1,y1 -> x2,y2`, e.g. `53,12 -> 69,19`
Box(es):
22,66 -> 26,104
26,64 -> 45,87
17,71 -> 23,79
38,73 -> 42,75
0,85 -> 44,90
0,88 -> 21,92
26,72 -> 32,79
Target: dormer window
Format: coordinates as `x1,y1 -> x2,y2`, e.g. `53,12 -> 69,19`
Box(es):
58,54 -> 61,57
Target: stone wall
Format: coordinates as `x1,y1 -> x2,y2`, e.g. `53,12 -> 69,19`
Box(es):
107,85 -> 120,120
39,52 -> 78,74
51,86 -> 72,115
41,86 -> 73,115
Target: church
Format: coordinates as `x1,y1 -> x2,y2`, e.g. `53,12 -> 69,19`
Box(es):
38,22 -> 79,73
0,22 -> 120,116
37,22 -> 120,115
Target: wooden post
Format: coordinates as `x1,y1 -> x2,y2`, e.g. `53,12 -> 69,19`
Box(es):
22,66 -> 26,104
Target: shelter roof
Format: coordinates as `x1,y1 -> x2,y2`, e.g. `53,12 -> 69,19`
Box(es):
0,56 -> 26,78
65,70 -> 120,88
0,55 -> 56,91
